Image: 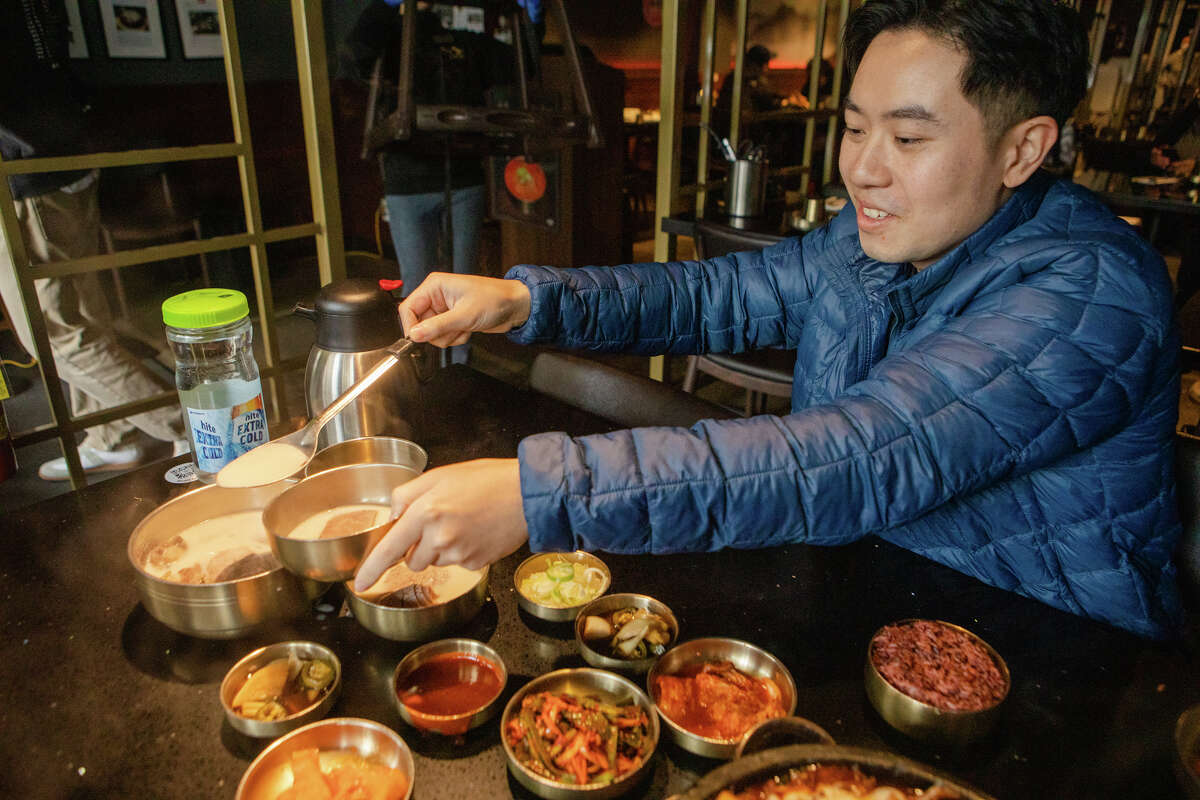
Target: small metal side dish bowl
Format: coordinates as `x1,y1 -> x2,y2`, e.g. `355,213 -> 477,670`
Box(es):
864,619 -> 1010,748
305,436 -> 428,477
391,638 -> 506,735
575,593 -> 679,674
514,551 -> 611,622
345,565 -> 489,642
127,481 -> 323,639
235,717 -> 414,800
1175,702 -> 1200,800
734,716 -> 835,759
647,638 -> 798,760
264,463 -> 419,582
220,641 -> 341,739
501,667 -> 659,800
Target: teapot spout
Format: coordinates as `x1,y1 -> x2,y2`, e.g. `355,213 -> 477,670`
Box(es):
293,302 -> 317,321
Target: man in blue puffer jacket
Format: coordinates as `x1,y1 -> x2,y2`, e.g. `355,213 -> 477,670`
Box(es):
356,0 -> 1183,639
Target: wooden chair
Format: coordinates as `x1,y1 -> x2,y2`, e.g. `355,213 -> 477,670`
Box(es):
682,220 -> 794,416
99,166 -> 210,318
530,351 -> 735,428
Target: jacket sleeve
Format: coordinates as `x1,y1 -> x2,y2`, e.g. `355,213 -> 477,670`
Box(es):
518,243 -> 1171,555
506,219 -> 854,355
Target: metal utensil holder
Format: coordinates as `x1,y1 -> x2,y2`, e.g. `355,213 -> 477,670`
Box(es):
726,158 -> 768,218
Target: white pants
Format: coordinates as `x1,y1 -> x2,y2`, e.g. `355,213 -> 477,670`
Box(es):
0,173 -> 185,450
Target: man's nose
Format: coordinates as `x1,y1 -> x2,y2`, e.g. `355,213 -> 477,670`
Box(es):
844,135 -> 890,187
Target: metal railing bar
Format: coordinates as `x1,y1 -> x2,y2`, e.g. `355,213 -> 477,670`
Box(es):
31,223 -> 321,279
0,143 -> 245,176
11,354 -> 308,447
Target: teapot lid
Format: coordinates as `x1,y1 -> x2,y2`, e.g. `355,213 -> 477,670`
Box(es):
310,278 -> 402,352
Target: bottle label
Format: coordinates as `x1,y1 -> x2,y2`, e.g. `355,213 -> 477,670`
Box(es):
184,381 -> 269,473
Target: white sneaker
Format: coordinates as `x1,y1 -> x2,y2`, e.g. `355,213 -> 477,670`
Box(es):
37,445 -> 143,481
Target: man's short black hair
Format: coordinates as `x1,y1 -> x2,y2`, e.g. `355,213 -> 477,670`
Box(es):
843,0 -> 1088,134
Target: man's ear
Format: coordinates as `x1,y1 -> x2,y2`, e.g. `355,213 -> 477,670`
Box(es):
1001,115 -> 1059,188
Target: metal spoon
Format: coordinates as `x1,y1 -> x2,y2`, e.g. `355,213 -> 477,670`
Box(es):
216,338 -> 417,488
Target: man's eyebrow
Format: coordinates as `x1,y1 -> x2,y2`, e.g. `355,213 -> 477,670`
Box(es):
885,104 -> 942,124
842,99 -> 942,125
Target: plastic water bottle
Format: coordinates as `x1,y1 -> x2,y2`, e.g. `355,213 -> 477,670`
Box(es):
162,289 -> 268,483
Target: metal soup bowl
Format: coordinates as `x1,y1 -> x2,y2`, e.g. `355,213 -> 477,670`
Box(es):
864,619 -> 1010,748
391,638 -> 506,735
345,565 -> 489,642
263,463 -> 418,582
501,667 -> 659,800
647,638 -> 798,759
220,641 -> 342,739
514,551 -> 611,622
127,481 -> 323,639
575,593 -> 679,674
305,436 -> 428,478
235,717 -> 414,800
673,744 -> 997,800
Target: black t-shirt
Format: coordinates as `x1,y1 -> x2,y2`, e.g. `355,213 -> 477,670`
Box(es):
349,3 -> 516,195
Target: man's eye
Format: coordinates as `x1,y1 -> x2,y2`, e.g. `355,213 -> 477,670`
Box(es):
895,137 -> 923,145
843,126 -> 864,136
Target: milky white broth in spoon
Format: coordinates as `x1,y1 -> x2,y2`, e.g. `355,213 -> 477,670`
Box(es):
216,441 -> 310,488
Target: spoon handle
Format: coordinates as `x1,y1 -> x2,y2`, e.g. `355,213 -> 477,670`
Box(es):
312,339 -> 415,433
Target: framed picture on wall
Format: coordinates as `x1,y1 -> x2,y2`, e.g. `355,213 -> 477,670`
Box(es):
174,0 -> 223,59
99,0 -> 167,59
65,0 -> 89,59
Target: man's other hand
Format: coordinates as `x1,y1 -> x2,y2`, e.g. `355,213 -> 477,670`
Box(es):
399,273 -> 532,349
352,459 -> 530,591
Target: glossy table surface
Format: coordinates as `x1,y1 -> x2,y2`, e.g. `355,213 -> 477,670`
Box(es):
2,365 -> 1197,799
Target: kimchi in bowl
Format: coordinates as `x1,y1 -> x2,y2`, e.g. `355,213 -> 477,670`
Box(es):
647,638 -> 797,759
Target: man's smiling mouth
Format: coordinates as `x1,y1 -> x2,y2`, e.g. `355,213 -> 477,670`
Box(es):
863,207 -> 892,219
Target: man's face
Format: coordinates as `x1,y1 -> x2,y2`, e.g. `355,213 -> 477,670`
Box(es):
839,29 -> 1012,269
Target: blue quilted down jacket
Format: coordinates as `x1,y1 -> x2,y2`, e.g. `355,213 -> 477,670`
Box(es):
506,172 -> 1183,640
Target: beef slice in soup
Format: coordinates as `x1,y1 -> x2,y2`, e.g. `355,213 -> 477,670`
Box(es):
213,552 -> 280,582
319,509 -> 381,539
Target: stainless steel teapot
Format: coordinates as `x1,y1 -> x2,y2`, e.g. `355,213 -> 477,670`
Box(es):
294,278 -> 429,448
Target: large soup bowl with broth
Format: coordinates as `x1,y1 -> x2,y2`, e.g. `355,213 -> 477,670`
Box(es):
264,463 -> 421,583
127,481 -> 323,639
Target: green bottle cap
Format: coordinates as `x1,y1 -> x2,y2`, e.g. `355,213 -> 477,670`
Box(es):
162,288 -> 250,329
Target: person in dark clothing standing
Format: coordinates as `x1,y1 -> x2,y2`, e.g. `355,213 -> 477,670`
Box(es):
0,0 -> 187,480
348,0 -> 515,366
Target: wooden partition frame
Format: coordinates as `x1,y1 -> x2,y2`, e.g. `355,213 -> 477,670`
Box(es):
0,0 -> 345,488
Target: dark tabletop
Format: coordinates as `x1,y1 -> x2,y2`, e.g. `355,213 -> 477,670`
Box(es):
2,365 -> 1197,799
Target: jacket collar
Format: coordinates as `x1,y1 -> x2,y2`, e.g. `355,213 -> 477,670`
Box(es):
886,171 -> 1054,324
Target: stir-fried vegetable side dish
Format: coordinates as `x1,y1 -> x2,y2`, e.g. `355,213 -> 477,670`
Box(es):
231,654 -> 336,721
519,560 -> 606,608
505,691 -> 653,786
